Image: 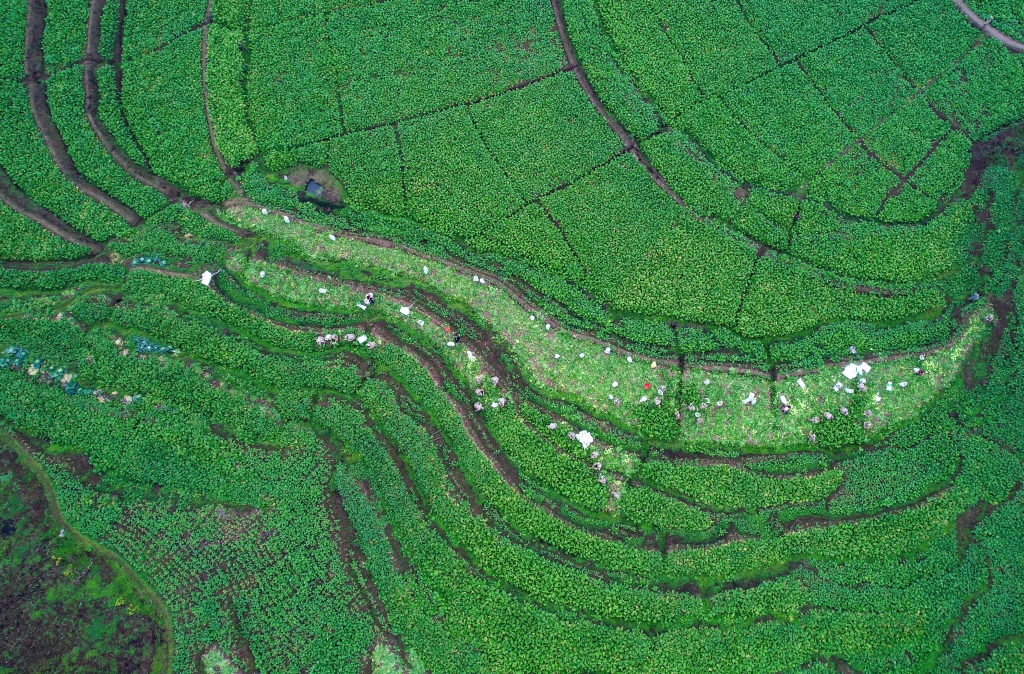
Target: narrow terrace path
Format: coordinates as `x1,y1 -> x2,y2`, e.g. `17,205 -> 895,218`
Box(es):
953,0 -> 1024,53
0,166 -> 103,253
24,0 -> 141,226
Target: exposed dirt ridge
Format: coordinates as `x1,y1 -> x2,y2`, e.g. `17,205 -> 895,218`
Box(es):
23,0 -> 141,226
952,0 -> 1024,53
0,165 -> 103,253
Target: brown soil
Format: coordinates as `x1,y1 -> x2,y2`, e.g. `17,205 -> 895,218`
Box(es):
371,323 -> 523,491
964,289 -> 1013,389
83,0 -> 177,200
854,285 -> 895,297
962,124 -> 1024,196
0,445 -> 161,673
24,0 -> 141,226
0,165 -> 103,253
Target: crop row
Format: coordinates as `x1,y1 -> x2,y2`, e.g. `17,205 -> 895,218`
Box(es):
46,67 -> 168,218
234,211 -> 983,448
0,242 -> 1018,672
591,0 -> 1010,230
0,199 -> 89,261
120,31 -> 234,202
122,0 -> 206,58
0,299 -> 374,670
0,78 -> 131,241
331,376 -> 1010,672
350,332 -> 982,589
561,0 -> 662,138
242,0 -> 564,155
205,25 -> 258,168
40,0 -> 90,73
736,253 -> 946,339
0,111 -> 1021,673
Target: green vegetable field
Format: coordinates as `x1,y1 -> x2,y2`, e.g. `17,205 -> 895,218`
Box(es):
1,0 -> 1023,671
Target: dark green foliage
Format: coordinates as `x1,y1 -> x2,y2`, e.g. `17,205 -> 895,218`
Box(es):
121,32 -> 235,202
329,126 -> 405,218
926,39 -> 1024,143
46,67 -> 168,218
0,264 -> 125,291
471,202 -> 584,282
743,0 -> 894,61
123,0 -> 206,56
800,29 -> 913,136
206,25 -> 258,168
328,0 -> 565,130
807,145 -> 899,218
1,1 -> 1023,669
872,0 -> 979,86
0,80 -> 130,241
543,154 -> 754,324
470,71 -> 621,198
730,65 -> 855,180
865,97 -> 950,175
246,17 -> 341,152
401,105 -> 521,237
0,201 -> 90,261
561,0 -> 662,138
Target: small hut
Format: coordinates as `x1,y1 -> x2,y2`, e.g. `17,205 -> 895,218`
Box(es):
305,180 -> 325,199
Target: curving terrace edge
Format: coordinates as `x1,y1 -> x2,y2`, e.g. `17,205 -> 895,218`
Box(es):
952,0 -> 1024,53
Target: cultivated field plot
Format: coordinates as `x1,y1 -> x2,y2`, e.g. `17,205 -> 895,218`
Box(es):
1,0 -> 1023,672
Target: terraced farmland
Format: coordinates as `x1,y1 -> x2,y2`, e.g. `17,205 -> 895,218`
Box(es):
1,0 -> 1023,672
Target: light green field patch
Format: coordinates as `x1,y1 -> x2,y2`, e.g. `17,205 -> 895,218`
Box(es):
202,645 -> 241,674
232,207 -> 987,451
